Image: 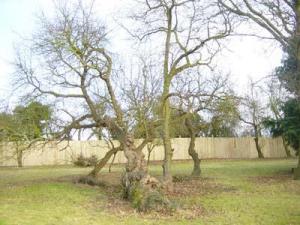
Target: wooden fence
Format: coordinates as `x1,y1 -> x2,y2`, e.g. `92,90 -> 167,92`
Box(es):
0,137 -> 292,167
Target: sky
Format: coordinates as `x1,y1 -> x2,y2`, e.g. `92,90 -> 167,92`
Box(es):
0,0 -> 283,106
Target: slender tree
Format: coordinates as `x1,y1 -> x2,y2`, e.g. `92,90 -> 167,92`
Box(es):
239,80 -> 268,158
264,78 -> 292,157
129,0 -> 232,185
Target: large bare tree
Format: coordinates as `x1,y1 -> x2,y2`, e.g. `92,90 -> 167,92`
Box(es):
13,1 -> 164,208
218,0 -> 295,47
218,0 -> 300,95
128,0 -> 233,185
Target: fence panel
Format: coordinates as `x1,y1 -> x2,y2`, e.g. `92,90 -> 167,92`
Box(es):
0,137 -> 290,166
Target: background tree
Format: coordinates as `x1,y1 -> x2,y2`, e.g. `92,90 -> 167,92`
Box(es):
264,99 -> 300,178
218,0 -> 296,50
239,80 -> 268,158
169,72 -> 232,176
264,78 -> 292,157
218,0 -> 300,177
0,102 -> 51,167
208,96 -> 240,137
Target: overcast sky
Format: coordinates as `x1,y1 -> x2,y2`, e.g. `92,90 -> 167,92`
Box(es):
0,0 -> 283,105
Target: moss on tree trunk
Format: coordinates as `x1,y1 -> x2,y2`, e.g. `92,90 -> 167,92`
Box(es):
121,135 -> 169,211
161,80 -> 173,188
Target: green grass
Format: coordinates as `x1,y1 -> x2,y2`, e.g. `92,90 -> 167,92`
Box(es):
0,159 -> 299,225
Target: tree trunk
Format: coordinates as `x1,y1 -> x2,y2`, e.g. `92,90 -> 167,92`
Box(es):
296,0 -> 300,81
298,151 -> 300,168
89,146 -> 120,177
162,131 -> 173,181
108,152 -> 117,173
121,135 -> 163,211
162,99 -> 173,188
161,85 -> 174,189
282,137 -> 292,157
254,136 -> 264,158
122,135 -> 147,193
185,116 -> 201,176
254,126 -> 264,158
161,8 -> 173,187
294,148 -> 300,180
147,148 -> 151,165
147,144 -> 153,166
16,149 -> 23,168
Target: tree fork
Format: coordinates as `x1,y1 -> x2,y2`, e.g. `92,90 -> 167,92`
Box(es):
89,146 -> 121,177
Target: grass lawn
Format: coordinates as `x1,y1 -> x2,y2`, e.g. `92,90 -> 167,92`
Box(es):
0,159 -> 299,225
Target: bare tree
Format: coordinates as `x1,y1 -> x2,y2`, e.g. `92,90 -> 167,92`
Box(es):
239,79 -> 268,158
218,0 -> 295,48
218,0 -> 300,92
218,0 -> 300,177
170,72 -> 232,176
128,0 -> 233,185
13,1 -> 163,208
265,77 -> 292,157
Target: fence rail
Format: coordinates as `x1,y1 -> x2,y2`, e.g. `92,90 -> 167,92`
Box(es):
0,137 -> 292,167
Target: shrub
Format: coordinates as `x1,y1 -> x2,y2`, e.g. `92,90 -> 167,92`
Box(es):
76,175 -> 106,186
87,154 -> 98,167
128,182 -> 176,212
73,154 -> 87,167
73,154 -> 98,167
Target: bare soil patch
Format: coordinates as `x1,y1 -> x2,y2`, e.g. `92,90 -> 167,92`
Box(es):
171,175 -> 237,197
73,172 -> 237,219
248,173 -> 300,195
248,174 -> 292,184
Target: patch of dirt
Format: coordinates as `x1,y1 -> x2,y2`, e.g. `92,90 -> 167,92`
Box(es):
100,192 -> 206,220
74,173 -> 236,219
248,174 -> 300,195
170,175 -> 237,197
248,174 -> 292,184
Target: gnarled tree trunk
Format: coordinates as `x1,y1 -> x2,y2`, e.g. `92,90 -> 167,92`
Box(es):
122,135 -> 165,211
122,135 -> 148,195
185,116 -> 201,176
